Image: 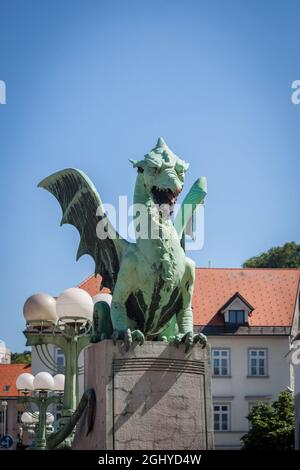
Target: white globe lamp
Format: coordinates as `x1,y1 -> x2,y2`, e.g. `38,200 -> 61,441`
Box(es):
46,412 -> 55,424
23,293 -> 57,324
53,374 -> 65,392
16,373 -> 34,392
56,288 -> 93,323
21,411 -> 34,425
31,412 -> 39,423
33,372 -> 54,391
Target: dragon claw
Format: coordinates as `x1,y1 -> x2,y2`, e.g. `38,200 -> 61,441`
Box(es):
183,331 -> 194,352
193,332 -> 207,349
171,331 -> 207,351
111,328 -> 132,350
131,329 -> 145,346
111,329 -> 119,345
160,336 -> 168,342
123,328 -> 132,351
111,328 -> 144,350
172,334 -> 183,348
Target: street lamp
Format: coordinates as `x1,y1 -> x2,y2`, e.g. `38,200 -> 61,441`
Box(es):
21,411 -> 55,426
20,411 -> 37,448
20,411 -> 55,449
17,371 -> 64,450
22,288 -> 93,447
1,401 -> 8,436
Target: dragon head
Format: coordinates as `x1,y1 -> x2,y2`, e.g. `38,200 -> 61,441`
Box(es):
130,137 -> 189,210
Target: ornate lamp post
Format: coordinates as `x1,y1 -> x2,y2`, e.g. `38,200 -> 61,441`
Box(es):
0,400 -> 8,436
22,288 -> 93,443
20,410 -> 55,448
16,372 -> 64,450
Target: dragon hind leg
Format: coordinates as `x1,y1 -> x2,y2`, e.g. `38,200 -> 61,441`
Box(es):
91,301 -> 113,343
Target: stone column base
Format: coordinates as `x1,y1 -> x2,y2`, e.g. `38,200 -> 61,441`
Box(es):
73,340 -> 214,450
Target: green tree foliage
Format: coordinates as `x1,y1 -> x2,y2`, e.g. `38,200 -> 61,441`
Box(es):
11,350 -> 31,365
243,242 -> 300,268
241,391 -> 295,450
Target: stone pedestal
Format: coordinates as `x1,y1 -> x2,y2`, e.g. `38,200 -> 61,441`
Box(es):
73,340 -> 214,450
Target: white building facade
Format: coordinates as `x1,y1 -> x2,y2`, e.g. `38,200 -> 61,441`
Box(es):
208,333 -> 292,448
194,268 -> 300,450
0,340 -> 11,364
293,348 -> 300,449
290,329 -> 300,449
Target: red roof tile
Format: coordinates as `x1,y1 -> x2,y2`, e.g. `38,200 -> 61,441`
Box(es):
0,364 -> 32,397
79,268 -> 300,328
78,274 -> 109,297
193,268 -> 300,327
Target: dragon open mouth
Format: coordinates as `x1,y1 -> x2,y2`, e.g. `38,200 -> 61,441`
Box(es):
151,186 -> 178,209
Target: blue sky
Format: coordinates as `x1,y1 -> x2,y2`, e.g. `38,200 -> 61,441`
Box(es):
0,0 -> 299,351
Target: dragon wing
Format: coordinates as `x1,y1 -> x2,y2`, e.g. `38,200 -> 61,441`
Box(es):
38,168 -> 130,291
173,176 -> 207,240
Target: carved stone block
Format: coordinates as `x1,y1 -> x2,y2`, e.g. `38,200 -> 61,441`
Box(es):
73,340 -> 214,450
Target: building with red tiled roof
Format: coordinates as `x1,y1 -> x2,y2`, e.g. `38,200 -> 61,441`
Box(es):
193,268 -> 299,449
193,268 -> 300,329
0,363 -> 32,448
79,267 -> 300,449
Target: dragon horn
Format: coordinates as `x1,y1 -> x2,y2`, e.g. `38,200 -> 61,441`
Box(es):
129,159 -> 146,169
156,137 -> 166,147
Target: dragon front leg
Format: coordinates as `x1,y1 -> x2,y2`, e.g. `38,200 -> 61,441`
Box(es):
172,258 -> 207,352
173,312 -> 207,351
110,297 -> 145,351
110,253 -> 145,351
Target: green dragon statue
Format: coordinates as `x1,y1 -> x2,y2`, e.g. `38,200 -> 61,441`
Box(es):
38,137 -> 207,351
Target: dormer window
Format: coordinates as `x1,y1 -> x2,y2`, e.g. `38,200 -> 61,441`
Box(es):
217,292 -> 254,326
228,310 -> 246,324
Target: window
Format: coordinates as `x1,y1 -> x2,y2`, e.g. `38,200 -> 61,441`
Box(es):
55,347 -> 65,372
212,349 -> 230,376
213,404 -> 230,431
248,349 -> 267,376
228,310 -> 245,324
2,385 -> 10,392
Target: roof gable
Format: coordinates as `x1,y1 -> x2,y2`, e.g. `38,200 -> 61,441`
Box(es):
217,291 -> 254,314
